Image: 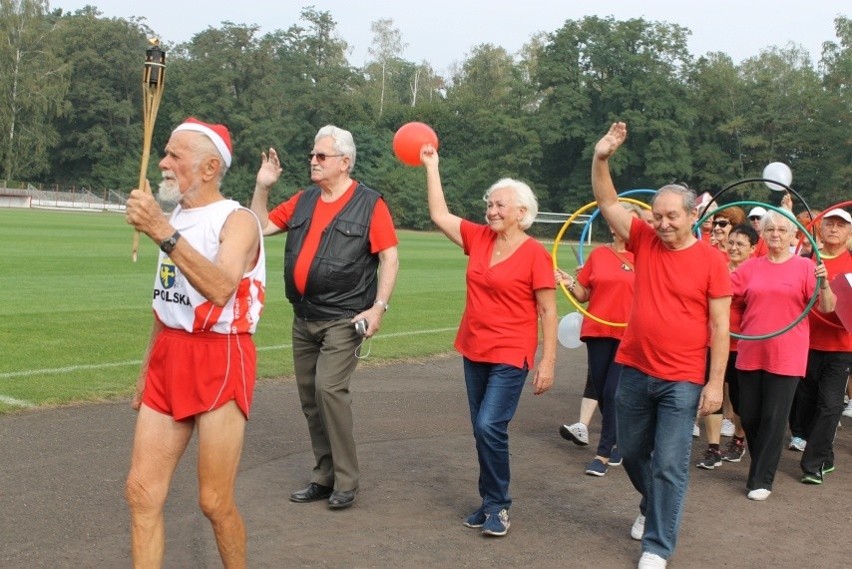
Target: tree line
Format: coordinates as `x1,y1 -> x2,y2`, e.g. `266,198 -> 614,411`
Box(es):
1,1 -> 849,229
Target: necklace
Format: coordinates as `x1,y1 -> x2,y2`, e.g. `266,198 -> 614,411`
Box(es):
494,234 -> 525,256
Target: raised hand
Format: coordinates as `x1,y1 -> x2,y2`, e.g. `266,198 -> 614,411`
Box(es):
256,147 -> 282,188
420,143 -> 439,168
594,122 -> 627,161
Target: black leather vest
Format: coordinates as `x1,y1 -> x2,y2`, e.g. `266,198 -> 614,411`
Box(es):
284,183 -> 382,320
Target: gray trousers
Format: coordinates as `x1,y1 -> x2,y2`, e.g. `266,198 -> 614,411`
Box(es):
292,317 -> 362,491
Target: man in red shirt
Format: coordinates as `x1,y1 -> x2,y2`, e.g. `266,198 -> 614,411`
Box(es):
797,208 -> 852,484
251,125 -> 399,510
592,123 -> 731,569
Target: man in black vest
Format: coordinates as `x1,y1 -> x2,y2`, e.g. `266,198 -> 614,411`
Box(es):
252,125 -> 399,509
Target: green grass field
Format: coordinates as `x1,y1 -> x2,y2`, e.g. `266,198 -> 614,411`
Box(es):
0,208 -> 580,413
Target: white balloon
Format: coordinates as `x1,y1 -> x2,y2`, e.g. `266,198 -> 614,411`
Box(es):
558,312 -> 584,349
762,162 -> 793,192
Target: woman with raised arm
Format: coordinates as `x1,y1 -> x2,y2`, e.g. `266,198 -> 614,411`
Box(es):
420,143 -> 557,538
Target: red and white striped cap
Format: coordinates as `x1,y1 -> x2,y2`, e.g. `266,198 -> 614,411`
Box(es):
173,117 -> 233,167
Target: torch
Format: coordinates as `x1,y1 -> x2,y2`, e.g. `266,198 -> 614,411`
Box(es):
131,38 -> 167,262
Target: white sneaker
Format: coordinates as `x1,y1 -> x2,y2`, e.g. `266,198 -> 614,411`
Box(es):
721,418 -> 735,437
630,514 -> 645,540
559,422 -> 589,446
747,488 -> 771,501
638,552 -> 667,568
843,400 -> 852,419
693,422 -> 699,437
789,436 -> 806,452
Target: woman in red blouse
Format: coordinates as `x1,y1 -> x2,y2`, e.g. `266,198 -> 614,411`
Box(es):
420,144 -> 557,538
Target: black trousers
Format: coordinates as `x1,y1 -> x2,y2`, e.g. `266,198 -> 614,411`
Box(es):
737,370 -> 800,491
797,350 -> 852,474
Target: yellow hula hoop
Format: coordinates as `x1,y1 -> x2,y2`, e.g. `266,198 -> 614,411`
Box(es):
551,197 -> 651,328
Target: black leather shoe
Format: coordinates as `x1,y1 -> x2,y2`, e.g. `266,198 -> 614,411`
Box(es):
289,483 -> 333,503
327,489 -> 358,509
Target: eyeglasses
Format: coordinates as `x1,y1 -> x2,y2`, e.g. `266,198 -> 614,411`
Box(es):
727,241 -> 750,249
748,216 -> 762,221
763,227 -> 790,234
308,152 -> 344,162
711,220 -> 730,228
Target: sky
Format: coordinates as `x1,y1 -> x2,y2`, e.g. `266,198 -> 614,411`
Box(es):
55,0 -> 845,73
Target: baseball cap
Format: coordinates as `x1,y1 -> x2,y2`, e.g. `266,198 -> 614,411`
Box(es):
823,208 -> 852,224
748,206 -> 767,219
172,117 -> 233,168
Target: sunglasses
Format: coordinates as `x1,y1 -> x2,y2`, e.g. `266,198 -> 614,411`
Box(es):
308,152 -> 344,162
711,220 -> 730,228
748,216 -> 762,221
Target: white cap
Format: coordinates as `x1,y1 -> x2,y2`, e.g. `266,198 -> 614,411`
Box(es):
748,206 -> 767,219
823,208 -> 852,224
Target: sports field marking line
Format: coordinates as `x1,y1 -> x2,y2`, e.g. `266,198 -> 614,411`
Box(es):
0,326 -> 459,380
0,395 -> 35,408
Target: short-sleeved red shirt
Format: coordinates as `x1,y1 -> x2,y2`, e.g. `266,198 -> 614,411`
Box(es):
268,181 -> 398,294
576,245 -> 635,340
808,252 -> 852,352
616,218 -> 731,384
454,221 -> 555,369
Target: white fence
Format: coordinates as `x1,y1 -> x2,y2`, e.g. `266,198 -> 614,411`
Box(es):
534,212 -> 592,244
0,183 -> 128,212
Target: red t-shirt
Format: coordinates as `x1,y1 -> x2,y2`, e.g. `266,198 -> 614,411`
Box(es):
454,221 -> 555,369
731,255 -> 815,377
752,237 -> 768,257
576,245 -> 634,340
808,252 -> 852,352
616,218 -> 732,384
268,181 -> 398,294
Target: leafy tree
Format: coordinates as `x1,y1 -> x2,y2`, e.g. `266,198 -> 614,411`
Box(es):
48,7 -> 151,189
0,0 -> 68,180
367,18 -> 405,116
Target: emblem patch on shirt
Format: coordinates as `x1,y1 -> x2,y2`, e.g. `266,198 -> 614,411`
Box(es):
159,259 -> 177,289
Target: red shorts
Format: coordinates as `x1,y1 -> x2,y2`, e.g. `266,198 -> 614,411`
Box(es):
143,327 -> 257,421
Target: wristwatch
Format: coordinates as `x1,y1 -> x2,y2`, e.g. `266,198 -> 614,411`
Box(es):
159,231 -> 181,254
374,299 -> 389,312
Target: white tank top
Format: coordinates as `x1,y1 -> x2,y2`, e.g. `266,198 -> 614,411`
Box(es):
152,199 -> 266,334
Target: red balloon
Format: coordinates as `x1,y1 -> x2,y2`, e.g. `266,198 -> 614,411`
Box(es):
392,122 -> 439,166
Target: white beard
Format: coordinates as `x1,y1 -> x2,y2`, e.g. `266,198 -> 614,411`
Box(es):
157,177 -> 182,203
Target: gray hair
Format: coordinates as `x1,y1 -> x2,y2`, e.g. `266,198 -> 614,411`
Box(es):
483,178 -> 539,230
760,210 -> 796,232
652,184 -> 697,214
190,132 -> 228,186
316,125 -> 356,172
620,202 -> 643,217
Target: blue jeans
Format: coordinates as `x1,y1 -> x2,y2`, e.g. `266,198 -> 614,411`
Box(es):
616,367 -> 702,559
463,358 -> 528,513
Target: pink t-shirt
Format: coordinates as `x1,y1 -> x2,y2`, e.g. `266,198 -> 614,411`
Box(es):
454,221 -> 555,369
731,255 -> 816,377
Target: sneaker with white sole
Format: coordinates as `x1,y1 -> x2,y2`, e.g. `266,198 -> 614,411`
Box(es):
585,458 -> 608,476
630,514 -> 645,540
559,422 -> 589,446
462,505 -> 486,528
789,436 -> 806,452
608,447 -> 623,466
747,488 -> 771,501
696,448 -> 722,470
721,437 -> 746,462
638,552 -> 667,568
481,508 -> 510,537
843,400 -> 852,419
721,418 -> 735,437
